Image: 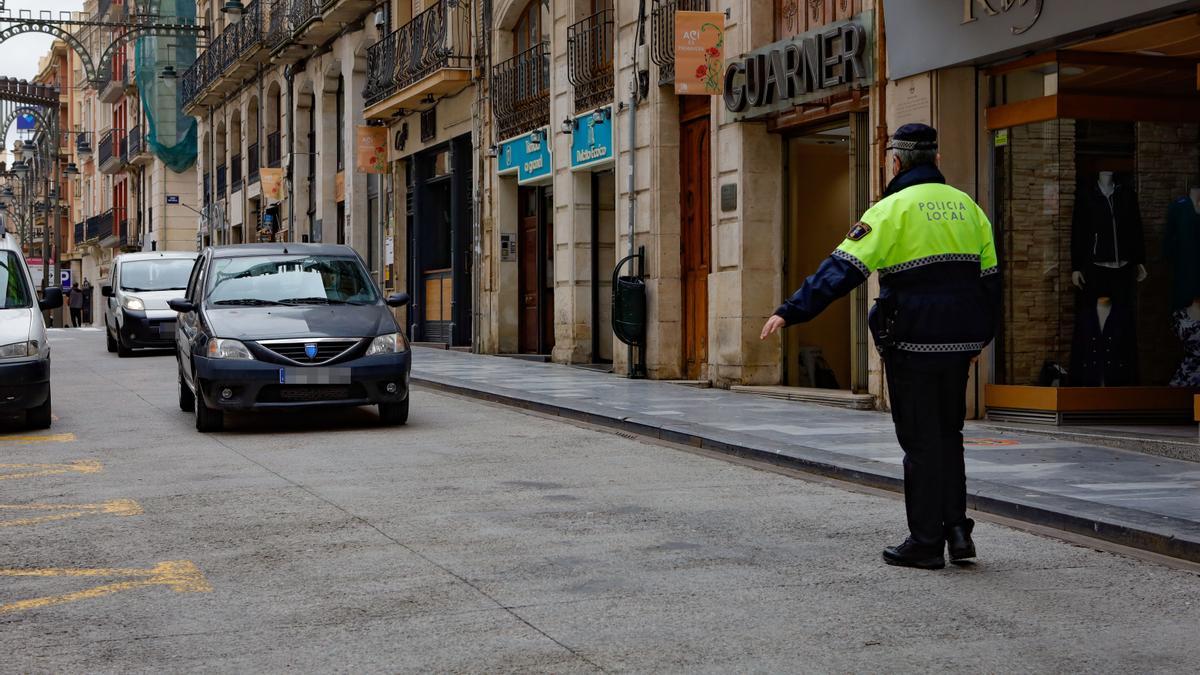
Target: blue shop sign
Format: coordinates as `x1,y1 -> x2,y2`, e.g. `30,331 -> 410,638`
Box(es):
570,105 -> 614,172
498,127 -> 553,185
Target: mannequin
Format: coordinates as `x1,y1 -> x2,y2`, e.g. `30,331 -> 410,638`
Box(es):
1164,183 -> 1200,387
1069,170 -> 1146,387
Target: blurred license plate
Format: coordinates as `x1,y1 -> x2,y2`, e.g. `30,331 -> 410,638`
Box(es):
279,368 -> 352,384
157,322 -> 176,335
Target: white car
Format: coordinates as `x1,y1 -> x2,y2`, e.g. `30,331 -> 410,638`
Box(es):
0,228 -> 62,428
103,251 -> 198,356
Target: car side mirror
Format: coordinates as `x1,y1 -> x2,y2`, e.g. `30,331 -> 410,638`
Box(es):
167,298 -> 196,313
38,287 -> 63,311
100,284 -> 114,297
385,292 -> 411,308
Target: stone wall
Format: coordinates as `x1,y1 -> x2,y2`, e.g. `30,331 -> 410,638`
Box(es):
998,119 -> 1076,385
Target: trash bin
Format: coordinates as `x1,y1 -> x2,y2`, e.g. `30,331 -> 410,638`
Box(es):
613,274 -> 646,347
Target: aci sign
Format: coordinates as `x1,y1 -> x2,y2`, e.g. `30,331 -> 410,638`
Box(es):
570,105 -> 614,172
498,127 -> 552,185
723,13 -> 872,119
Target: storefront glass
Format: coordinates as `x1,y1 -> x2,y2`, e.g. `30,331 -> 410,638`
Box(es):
992,119 -> 1200,388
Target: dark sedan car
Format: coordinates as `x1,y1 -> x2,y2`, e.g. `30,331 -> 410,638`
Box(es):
170,244 -> 411,432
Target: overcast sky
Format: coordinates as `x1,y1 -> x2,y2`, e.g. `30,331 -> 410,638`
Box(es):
1,1 -> 84,162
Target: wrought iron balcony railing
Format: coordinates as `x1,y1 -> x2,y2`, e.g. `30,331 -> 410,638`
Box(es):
248,142 -> 260,183
363,0 -> 473,108
180,0 -> 265,108
126,124 -> 143,160
266,131 -> 281,167
289,0 -> 320,34
203,172 -> 212,206
97,128 -> 126,172
231,154 -> 243,193
651,0 -> 709,86
216,164 -> 227,199
266,0 -> 291,50
492,41 -> 551,142
95,208 -> 114,242
568,8 -> 615,113
74,220 -> 85,245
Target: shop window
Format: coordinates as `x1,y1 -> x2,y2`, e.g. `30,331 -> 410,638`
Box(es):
992,118 -> 1200,389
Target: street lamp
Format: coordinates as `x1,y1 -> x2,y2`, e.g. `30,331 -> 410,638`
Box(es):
64,162 -> 79,176
221,0 -> 245,22
159,64 -> 178,80
12,160 -> 28,177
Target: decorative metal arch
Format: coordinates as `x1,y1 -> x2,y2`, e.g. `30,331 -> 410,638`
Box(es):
0,19 -> 97,82
1,104 -> 50,140
0,7 -> 207,85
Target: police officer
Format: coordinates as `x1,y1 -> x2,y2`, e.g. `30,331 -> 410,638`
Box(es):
761,123 -> 1001,570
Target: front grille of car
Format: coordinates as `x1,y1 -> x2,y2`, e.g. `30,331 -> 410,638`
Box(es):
257,383 -> 367,403
255,339 -> 362,365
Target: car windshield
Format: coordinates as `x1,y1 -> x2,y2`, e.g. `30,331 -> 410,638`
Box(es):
206,254 -> 379,306
120,258 -> 195,292
0,251 -> 33,310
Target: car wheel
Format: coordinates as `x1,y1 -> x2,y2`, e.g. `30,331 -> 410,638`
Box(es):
193,382 -> 224,432
378,398 -> 408,426
178,368 -> 195,412
26,389 -> 52,430
106,328 -> 117,353
117,333 -> 132,358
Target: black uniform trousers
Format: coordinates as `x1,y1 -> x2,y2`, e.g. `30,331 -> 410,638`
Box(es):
883,351 -> 973,548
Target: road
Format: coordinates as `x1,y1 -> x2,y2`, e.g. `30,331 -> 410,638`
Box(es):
2,328 -> 1199,673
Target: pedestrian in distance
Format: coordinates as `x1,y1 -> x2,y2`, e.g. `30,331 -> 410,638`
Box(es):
760,123 -> 1001,570
68,283 -> 84,328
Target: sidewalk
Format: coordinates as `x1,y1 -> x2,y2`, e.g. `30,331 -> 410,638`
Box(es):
411,348 -> 1200,563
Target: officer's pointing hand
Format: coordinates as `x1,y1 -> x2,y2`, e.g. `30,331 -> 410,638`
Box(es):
761,315 -> 786,340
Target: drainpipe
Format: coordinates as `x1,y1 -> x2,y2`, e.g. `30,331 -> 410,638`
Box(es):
285,64 -> 295,242
625,0 -> 648,375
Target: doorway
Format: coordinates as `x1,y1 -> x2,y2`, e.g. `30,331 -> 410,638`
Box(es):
518,185 -> 554,354
679,96 -> 711,379
783,121 -> 868,391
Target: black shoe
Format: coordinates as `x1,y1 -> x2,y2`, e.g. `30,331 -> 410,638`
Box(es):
946,519 -> 976,562
882,538 -> 945,570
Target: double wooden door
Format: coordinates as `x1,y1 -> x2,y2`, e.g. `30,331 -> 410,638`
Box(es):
680,97 -> 711,379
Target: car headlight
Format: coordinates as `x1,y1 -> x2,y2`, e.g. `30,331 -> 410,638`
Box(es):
367,332 -> 408,356
0,340 -> 37,359
122,295 -> 145,311
206,338 -> 254,360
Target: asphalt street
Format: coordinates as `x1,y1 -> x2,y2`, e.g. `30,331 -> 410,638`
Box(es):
2,328 -> 1199,673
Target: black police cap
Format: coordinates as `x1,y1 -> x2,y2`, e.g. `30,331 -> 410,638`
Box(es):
888,123 -> 938,151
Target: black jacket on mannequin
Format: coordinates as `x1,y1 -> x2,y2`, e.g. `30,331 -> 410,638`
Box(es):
1071,181 -> 1145,271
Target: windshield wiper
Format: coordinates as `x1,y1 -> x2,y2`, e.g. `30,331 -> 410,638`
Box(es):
212,298 -> 283,306
277,297 -> 349,305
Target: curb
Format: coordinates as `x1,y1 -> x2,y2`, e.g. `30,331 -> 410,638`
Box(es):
414,374 -> 1200,565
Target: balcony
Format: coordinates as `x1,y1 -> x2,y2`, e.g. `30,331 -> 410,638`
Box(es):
98,129 -> 126,174
99,68 -> 125,104
363,0 -> 473,119
203,172 -> 212,206
266,131 -> 281,167
94,209 -> 115,246
216,164 -> 227,200
181,0 -> 269,113
492,42 -> 551,142
651,0 -> 709,86
568,8 -> 615,113
248,142 -> 260,184
74,220 -> 85,246
126,124 -> 153,167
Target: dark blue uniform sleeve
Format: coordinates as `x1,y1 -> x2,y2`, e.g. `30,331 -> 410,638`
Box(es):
774,255 -> 869,326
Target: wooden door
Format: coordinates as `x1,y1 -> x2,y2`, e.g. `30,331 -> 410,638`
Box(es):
518,187 -> 540,353
680,97 -> 711,380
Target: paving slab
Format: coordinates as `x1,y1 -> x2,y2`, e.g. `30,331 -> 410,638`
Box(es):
411,347 -> 1200,563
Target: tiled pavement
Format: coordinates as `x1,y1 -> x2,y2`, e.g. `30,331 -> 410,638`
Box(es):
410,348 -> 1200,563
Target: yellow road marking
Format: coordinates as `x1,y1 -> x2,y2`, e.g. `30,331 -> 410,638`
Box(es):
0,460 -> 102,481
0,499 -> 143,527
0,561 -> 211,614
0,433 -> 77,444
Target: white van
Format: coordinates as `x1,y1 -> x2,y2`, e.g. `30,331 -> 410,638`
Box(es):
0,228 -> 62,428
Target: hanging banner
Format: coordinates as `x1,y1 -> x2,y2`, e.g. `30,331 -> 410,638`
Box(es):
259,167 -> 285,203
675,11 -> 725,96
355,126 -> 388,174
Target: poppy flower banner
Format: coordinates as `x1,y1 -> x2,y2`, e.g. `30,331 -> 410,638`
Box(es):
675,11 -> 725,96
356,125 -> 389,174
